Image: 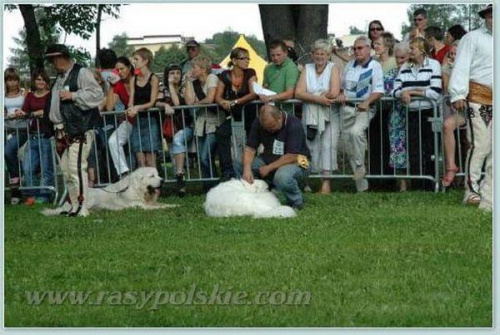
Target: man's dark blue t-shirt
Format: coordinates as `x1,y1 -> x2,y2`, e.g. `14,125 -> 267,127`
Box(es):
246,112 -> 311,165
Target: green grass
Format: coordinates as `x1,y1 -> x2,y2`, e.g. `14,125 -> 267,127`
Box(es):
4,187 -> 491,327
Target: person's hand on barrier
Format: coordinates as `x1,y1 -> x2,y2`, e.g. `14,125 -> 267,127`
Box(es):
221,100 -> 232,111
259,94 -> 272,103
453,99 -> 466,112
337,92 -> 346,105
356,101 -> 369,112
164,104 -> 174,115
258,165 -> 272,178
127,106 -> 139,118
59,90 -> 73,101
242,169 -> 254,184
401,91 -> 412,105
14,109 -> 27,118
317,94 -> 336,106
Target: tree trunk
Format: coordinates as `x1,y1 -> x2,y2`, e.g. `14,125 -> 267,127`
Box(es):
296,5 -> 328,55
19,5 -> 44,74
259,4 -> 328,61
95,4 -> 104,67
259,5 -> 296,58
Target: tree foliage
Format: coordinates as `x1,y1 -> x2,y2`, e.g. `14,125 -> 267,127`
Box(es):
151,45 -> 185,74
349,26 -> 366,35
107,33 -> 136,58
6,4 -> 121,75
401,4 -> 484,37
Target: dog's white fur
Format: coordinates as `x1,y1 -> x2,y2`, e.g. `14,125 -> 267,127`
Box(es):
42,167 -> 176,216
204,179 -> 296,218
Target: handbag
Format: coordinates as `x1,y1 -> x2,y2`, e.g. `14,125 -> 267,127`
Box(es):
163,116 -> 175,140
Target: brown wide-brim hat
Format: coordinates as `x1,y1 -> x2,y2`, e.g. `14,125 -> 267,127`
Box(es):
45,44 -> 71,58
478,4 -> 492,18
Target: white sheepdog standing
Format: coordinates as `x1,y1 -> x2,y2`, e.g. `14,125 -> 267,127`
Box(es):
204,179 -> 297,219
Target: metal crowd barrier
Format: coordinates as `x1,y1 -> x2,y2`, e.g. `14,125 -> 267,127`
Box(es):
4,117 -> 60,204
5,95 -> 454,204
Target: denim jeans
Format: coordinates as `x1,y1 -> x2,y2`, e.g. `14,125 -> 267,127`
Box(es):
197,133 -> 218,179
22,135 -> 54,201
171,127 -> 193,155
236,156 -> 311,207
5,129 -> 27,181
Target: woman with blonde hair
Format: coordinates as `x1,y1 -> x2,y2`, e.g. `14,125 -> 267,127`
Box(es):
295,39 -> 341,194
185,55 -> 221,190
391,37 -> 442,190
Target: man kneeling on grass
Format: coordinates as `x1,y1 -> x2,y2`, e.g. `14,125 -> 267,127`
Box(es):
240,104 -> 311,210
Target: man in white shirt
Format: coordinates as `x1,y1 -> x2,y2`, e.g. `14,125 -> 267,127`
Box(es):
448,4 -> 493,210
339,36 -> 384,192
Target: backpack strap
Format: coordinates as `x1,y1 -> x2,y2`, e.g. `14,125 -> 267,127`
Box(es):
192,79 -> 206,101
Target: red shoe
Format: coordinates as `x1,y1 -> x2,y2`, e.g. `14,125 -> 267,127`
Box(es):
442,166 -> 459,187
24,197 -> 36,206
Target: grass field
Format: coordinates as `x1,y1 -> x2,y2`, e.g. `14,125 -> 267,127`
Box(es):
4,186 -> 491,327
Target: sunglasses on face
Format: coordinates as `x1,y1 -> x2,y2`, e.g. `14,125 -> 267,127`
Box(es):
414,18 -> 424,22
370,27 -> 383,31
236,57 -> 250,61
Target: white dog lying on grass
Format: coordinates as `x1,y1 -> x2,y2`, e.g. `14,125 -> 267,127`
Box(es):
204,179 -> 297,218
42,167 -> 176,217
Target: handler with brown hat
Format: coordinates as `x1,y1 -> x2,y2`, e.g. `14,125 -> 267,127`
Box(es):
46,44 -> 104,217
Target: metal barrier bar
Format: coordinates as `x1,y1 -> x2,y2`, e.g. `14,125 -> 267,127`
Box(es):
6,95 -> 453,203
4,116 -> 59,204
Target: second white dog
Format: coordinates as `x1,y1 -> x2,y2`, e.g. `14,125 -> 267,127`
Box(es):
204,179 -> 297,219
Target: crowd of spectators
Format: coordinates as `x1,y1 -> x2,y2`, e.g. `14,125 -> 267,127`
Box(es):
4,6 -> 493,211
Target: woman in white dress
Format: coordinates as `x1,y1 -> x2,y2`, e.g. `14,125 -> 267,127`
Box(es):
295,39 -> 341,194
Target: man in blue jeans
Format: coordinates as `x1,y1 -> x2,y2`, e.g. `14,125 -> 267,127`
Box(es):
240,104 -> 311,209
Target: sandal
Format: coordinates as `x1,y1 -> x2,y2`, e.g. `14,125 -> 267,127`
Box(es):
442,166 -> 459,187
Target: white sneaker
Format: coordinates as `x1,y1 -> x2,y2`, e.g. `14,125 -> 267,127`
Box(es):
355,178 -> 369,192
463,192 -> 481,205
353,165 -> 366,181
10,197 -> 21,205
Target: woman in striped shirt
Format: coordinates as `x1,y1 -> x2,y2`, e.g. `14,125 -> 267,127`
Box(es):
391,37 -> 442,190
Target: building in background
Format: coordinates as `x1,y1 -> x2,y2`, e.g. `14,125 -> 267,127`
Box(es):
126,34 -> 194,55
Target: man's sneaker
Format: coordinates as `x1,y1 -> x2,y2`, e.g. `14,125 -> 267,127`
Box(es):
10,197 -> 21,205
355,178 -> 369,193
353,165 -> 366,181
176,173 -> 186,197
463,192 -> 481,205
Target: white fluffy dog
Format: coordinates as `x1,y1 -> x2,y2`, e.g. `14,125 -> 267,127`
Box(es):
204,179 -> 297,218
42,167 -> 176,216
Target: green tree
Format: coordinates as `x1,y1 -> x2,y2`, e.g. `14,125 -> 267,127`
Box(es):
6,4 -> 122,73
151,45 -> 185,74
349,26 -> 366,35
401,4 -> 484,38
108,33 -> 136,58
